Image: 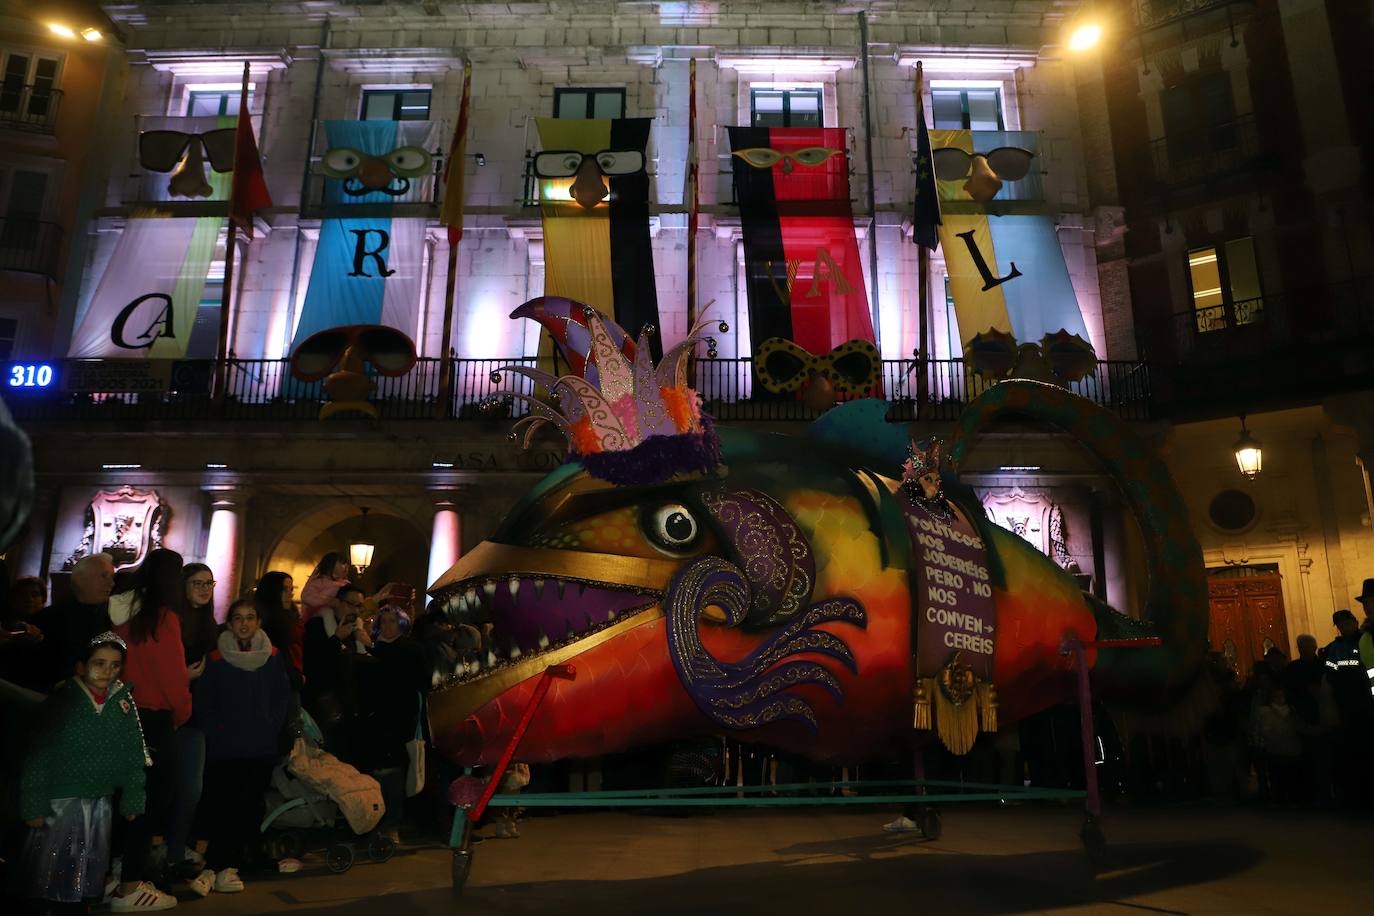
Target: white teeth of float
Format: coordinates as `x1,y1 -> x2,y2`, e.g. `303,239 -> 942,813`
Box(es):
607,609 -> 615,621
486,650 -> 497,668
510,646 -> 521,660
537,631 -> 549,650
533,578 -> 545,599
463,587 -> 477,609
482,581 -> 497,602
507,577 -> 521,600
555,580 -> 566,600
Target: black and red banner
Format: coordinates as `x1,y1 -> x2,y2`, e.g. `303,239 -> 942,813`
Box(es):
728,127 -> 875,358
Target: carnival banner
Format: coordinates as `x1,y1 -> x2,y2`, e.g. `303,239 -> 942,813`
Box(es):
931,128 -> 1092,356
68,116 -> 233,358
534,117 -> 660,359
291,120 -> 436,351
727,126 -> 874,357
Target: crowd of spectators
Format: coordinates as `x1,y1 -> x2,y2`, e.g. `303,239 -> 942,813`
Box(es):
1,551 -> 428,914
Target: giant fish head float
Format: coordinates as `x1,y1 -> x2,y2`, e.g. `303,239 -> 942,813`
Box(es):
426,300 -> 1209,766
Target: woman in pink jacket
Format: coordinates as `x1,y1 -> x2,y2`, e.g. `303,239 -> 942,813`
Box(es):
111,548 -> 192,893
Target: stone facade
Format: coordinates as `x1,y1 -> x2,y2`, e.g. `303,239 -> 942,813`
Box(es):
11,0 -> 1159,613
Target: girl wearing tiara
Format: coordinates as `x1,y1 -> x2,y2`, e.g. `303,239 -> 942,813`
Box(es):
17,631 -> 177,912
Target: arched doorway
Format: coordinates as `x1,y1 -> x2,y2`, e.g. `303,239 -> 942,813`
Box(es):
264,501 -> 429,600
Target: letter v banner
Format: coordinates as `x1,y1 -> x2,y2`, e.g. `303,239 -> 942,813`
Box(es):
727,126 -> 874,356
291,120 -> 436,351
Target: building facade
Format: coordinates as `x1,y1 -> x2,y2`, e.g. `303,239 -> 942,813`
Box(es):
1099,0 -> 1374,665
4,1 -> 1200,641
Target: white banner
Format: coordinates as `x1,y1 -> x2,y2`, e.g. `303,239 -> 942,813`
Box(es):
68,215 -> 223,358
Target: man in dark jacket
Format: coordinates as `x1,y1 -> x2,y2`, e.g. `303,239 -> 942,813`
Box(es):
32,553 -> 115,690
193,598 -> 291,894
301,585 -> 372,735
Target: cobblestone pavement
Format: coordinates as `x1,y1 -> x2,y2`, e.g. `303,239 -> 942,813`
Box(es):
172,805 -> 1370,915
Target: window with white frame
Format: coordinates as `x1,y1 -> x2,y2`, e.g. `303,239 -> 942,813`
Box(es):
930,87 -> 1003,130
361,88 -> 432,121
0,48 -> 61,121
185,85 -> 254,117
750,87 -> 823,128
554,87 -> 625,119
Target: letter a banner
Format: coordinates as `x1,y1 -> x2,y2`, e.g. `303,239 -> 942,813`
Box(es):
728,126 -> 874,356
68,116 -> 233,358
291,120 -> 436,351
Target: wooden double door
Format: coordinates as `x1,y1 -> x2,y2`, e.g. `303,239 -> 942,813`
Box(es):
1207,572 -> 1290,673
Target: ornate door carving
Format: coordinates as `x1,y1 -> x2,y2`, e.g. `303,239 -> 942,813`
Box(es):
1207,573 -> 1289,672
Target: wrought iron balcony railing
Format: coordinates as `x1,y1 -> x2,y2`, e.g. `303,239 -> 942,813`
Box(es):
0,85 -> 62,132
1135,0 -> 1255,31
0,219 -> 65,279
1148,114 -> 1262,188
3,356 -> 1153,424
1161,277 -> 1374,364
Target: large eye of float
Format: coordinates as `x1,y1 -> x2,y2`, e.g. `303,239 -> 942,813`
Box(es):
642,503 -> 701,555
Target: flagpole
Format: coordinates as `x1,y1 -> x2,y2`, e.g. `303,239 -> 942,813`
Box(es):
915,60 -> 930,417
213,61 -> 250,408
437,61 -> 471,419
686,58 -> 698,332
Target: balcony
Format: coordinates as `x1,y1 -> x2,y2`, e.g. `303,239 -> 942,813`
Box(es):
0,85 -> 62,133
1135,0 -> 1256,31
0,219 -> 64,279
1149,114 -> 1263,189
1153,277 -> 1374,412
2,356 -> 1153,424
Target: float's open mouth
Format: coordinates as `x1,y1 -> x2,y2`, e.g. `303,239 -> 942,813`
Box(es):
431,573 -> 661,683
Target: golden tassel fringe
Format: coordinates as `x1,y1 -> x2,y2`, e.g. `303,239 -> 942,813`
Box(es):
913,678 -> 933,731
977,681 -> 998,734
934,685 -> 979,755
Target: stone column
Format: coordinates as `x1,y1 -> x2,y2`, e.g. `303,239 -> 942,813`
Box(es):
204,491 -> 244,623
427,491 -> 464,592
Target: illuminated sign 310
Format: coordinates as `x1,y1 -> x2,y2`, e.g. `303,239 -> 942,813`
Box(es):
7,364 -> 55,388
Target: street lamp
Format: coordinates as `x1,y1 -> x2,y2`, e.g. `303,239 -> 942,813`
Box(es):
1068,23 -> 1103,52
1233,416 -> 1263,481
349,506 -> 375,574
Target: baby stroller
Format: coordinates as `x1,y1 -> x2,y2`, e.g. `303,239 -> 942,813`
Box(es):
259,711 -> 396,873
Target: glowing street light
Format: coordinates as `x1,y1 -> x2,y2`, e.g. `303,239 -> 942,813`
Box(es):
1068,23 -> 1103,52
81,27 -> 103,42
1233,416 -> 1263,481
48,23 -> 76,38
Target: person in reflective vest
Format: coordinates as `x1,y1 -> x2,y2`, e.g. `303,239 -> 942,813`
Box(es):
1357,579 -> 1374,696
1325,609 -> 1374,805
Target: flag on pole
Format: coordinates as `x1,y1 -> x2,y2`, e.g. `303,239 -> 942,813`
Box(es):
440,62 -> 472,246
229,63 -> 272,239
912,62 -> 941,251
686,58 -> 699,323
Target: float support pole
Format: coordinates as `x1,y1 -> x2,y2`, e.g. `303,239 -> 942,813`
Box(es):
467,664 -> 576,823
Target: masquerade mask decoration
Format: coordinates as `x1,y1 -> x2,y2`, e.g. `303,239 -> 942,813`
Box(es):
290,324 -> 418,419
731,146 -> 842,174
139,128 -> 237,198
932,146 -> 1035,203
495,299 -> 724,486
534,148 -> 646,209
321,145 -> 433,197
754,338 -> 881,397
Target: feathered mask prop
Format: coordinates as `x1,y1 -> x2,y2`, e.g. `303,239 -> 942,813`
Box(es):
494,297 -> 725,486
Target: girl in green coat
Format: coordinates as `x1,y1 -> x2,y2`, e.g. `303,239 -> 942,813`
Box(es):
17,631 -> 175,912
